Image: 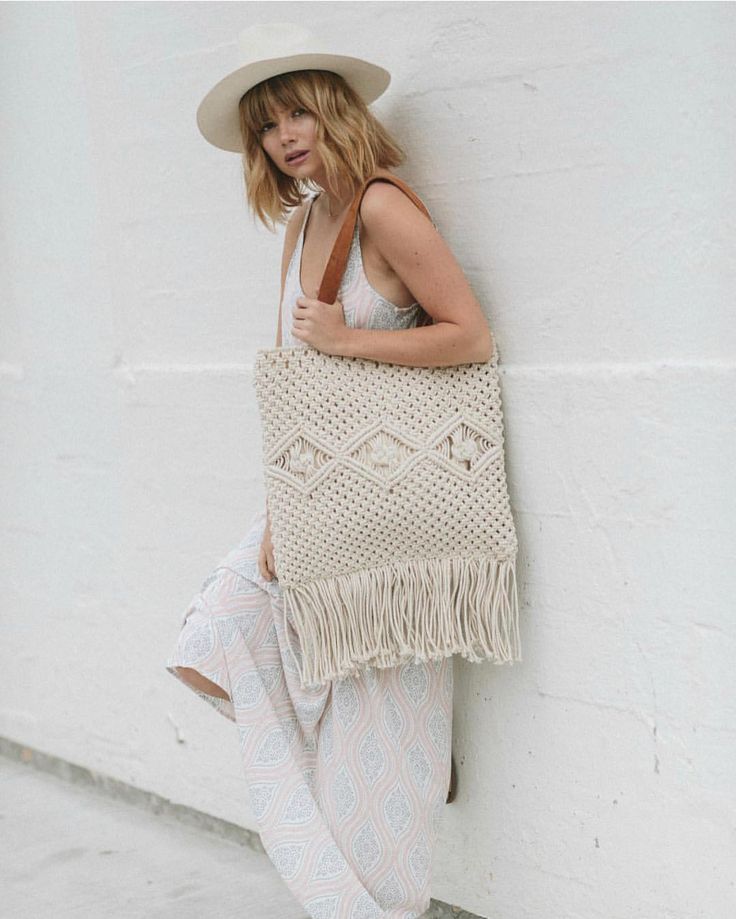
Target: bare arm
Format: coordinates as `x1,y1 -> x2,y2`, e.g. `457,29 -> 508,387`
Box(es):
266,201 -> 308,525
276,201 -> 308,348
338,181 -> 494,367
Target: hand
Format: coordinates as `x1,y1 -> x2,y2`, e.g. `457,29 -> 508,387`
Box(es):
291,295 -> 349,355
258,516 -> 277,581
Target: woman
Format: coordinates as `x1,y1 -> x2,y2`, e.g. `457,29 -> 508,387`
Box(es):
166,23 -> 494,919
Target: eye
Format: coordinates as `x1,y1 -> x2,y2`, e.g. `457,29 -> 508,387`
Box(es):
258,107 -> 307,134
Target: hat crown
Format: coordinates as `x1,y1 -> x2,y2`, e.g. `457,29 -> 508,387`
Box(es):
237,23 -> 322,64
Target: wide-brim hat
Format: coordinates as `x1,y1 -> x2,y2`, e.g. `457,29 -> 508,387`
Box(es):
196,22 -> 392,154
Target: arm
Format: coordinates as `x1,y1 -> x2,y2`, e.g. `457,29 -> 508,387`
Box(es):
267,201 -> 308,526
338,181 -> 494,368
276,200 -> 308,348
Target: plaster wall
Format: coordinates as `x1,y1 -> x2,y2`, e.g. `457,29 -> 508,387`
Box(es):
1,3 -> 734,917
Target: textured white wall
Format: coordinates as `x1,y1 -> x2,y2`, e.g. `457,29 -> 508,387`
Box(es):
1,3 -> 734,917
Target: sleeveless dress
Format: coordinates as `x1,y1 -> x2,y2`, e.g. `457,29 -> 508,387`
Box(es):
165,191 -> 454,919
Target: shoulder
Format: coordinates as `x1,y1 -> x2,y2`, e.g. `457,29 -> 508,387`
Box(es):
358,177 -> 435,263
358,175 -> 433,233
285,196 -> 312,238
280,197 -> 310,277
281,197 -> 311,253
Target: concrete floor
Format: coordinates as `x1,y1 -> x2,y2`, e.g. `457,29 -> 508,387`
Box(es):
1,749 -> 479,919
1,755 -> 308,919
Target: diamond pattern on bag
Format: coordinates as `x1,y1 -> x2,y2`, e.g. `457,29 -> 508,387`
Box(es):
344,423 -> 418,484
270,432 -> 332,488
428,417 -> 501,478
265,414 -> 502,491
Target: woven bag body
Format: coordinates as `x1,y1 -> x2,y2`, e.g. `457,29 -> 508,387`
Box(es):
252,173 -> 521,689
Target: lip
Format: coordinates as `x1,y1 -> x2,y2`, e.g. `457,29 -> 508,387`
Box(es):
285,150 -> 309,165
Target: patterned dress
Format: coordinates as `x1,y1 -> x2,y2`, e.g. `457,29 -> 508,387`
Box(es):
165,190 -> 453,919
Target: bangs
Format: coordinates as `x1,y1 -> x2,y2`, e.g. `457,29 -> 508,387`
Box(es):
240,73 -> 310,136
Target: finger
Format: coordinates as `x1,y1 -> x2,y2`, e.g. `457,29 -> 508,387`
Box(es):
259,546 -> 271,581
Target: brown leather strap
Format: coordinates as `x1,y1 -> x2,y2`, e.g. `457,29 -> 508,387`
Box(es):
317,173 -> 431,306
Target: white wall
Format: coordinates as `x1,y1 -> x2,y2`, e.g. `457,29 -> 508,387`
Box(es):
1,3 -> 734,917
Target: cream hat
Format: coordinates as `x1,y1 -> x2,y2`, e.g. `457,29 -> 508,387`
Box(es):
196,22 -> 391,153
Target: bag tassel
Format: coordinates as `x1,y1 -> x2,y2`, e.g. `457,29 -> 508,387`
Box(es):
283,556 -> 522,689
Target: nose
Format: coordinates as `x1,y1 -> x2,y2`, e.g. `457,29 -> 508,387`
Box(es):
278,117 -> 296,145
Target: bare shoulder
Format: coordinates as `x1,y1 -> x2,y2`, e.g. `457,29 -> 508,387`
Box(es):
280,198 -> 309,269
358,177 -> 435,268
285,198 -> 309,240
358,175 -> 432,232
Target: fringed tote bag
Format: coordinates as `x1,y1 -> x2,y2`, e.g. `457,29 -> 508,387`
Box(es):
253,173 -> 521,689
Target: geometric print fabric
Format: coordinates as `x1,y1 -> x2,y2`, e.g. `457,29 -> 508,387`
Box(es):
165,506 -> 454,919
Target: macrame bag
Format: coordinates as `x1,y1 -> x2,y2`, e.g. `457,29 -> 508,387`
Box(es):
253,173 -> 521,689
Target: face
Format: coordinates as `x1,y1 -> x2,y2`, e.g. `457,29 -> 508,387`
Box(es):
258,103 -> 324,180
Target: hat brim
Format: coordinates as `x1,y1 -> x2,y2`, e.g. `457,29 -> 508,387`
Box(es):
196,52 -> 391,154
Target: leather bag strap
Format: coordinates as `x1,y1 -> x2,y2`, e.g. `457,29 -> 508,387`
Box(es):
317,173 -> 432,306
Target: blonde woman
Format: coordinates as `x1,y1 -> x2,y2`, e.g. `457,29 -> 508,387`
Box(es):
166,23 -> 493,919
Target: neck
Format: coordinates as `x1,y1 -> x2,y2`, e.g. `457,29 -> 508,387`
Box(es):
319,178 -> 354,218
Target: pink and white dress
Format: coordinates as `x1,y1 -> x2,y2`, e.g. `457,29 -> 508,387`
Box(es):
165,191 -> 453,919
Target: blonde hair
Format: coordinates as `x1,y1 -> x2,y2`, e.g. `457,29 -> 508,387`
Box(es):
238,70 -> 405,231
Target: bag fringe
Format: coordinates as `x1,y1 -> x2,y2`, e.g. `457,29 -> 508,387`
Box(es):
283,556 -> 521,689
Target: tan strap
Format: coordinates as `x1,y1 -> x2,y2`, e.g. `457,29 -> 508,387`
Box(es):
317,173 -> 431,306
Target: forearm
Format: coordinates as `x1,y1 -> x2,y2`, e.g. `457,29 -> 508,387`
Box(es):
337,322 -> 491,368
